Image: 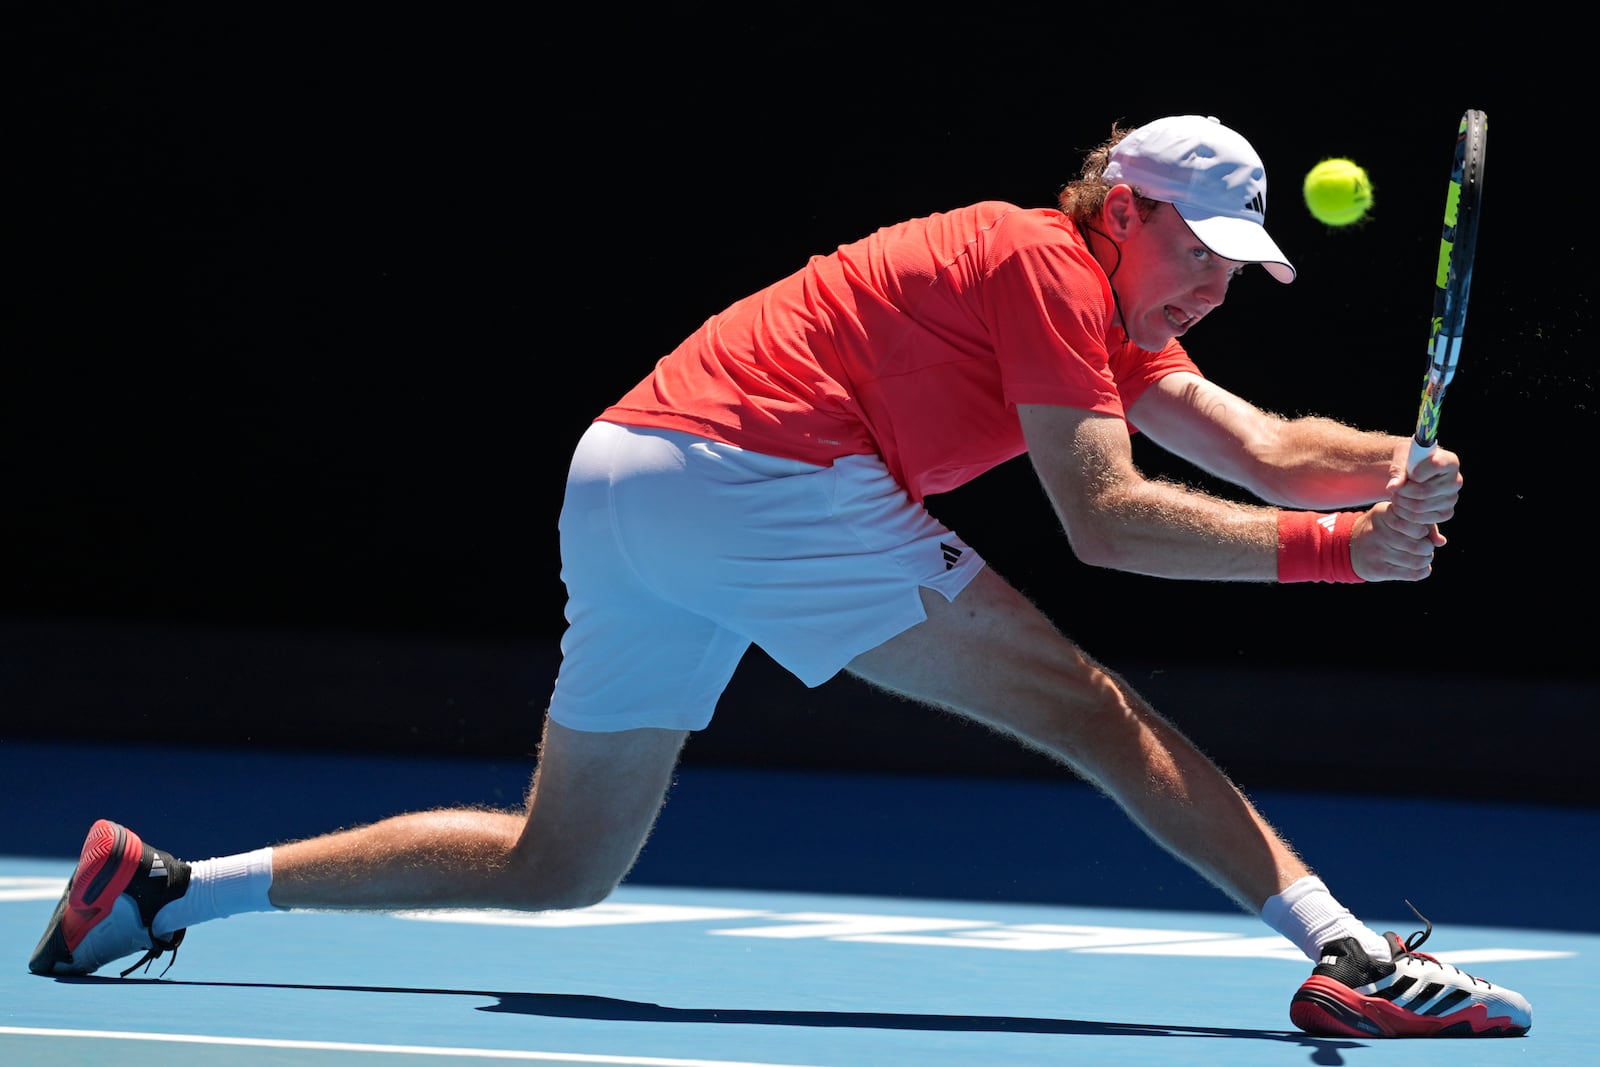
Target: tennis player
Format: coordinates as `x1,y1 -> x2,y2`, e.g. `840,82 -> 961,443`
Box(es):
30,115 -> 1530,1039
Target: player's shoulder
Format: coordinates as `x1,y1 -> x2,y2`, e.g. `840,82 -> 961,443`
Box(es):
966,200 -> 1078,245
889,202 -> 1085,275
962,200 -> 1065,227
955,201 -> 1090,275
887,201 -> 1070,255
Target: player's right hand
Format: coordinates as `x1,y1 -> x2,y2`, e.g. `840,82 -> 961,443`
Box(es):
1351,502 -> 1438,581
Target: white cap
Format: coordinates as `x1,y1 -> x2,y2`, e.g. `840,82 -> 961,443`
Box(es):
1102,115 -> 1295,284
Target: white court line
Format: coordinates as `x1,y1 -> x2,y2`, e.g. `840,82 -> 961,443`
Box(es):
0,1028 -> 829,1067
0,877 -> 65,902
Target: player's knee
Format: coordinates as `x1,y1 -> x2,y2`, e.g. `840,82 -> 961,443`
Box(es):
550,878 -> 618,911
513,871 -> 620,912
497,848 -> 627,911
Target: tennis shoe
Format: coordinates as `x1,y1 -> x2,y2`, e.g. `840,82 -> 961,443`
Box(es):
28,819 -> 191,978
1289,905 -> 1531,1038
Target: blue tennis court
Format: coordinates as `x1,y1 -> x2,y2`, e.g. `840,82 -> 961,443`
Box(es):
3,738 -> 1591,1066
7,5 -> 1592,1066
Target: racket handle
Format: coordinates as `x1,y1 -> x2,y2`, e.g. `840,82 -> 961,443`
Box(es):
1407,438 -> 1437,476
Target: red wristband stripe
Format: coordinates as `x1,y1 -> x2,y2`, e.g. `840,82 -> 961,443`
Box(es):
1277,511 -> 1363,584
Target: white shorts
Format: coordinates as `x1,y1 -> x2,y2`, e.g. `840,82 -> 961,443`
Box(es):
547,420 -> 986,732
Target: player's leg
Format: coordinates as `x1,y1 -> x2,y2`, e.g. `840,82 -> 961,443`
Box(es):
29,719 -> 688,976
845,566 -> 1305,913
268,719 -> 688,911
845,566 -> 1531,1037
264,417 -> 738,915
30,421 -> 734,977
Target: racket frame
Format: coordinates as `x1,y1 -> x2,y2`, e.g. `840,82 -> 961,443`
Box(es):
1408,109 -> 1488,472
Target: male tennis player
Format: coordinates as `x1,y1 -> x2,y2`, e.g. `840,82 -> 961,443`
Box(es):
30,115 -> 1530,1038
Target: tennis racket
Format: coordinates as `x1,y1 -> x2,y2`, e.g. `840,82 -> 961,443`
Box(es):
1407,108 -> 1488,473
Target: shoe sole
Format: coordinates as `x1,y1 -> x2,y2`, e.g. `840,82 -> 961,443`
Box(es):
65,820 -> 145,949
1291,976 -> 1530,1038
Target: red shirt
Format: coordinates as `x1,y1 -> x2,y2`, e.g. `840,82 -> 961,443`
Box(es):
602,201 -> 1197,502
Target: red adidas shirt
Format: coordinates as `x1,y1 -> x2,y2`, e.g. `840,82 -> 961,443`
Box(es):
602,201 -> 1197,502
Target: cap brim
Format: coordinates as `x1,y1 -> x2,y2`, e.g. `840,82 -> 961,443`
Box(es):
1172,206 -> 1296,284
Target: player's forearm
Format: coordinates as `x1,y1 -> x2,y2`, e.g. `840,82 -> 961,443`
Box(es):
1249,417 -> 1403,510
1060,477 -> 1282,581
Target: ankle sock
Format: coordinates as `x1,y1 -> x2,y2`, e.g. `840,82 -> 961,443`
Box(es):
151,848 -> 277,938
1263,875 -> 1391,964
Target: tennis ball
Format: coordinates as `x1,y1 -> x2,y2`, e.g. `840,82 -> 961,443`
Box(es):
1302,158 -> 1374,226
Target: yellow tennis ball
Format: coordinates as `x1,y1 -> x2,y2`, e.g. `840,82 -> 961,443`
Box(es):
1303,158 -> 1374,226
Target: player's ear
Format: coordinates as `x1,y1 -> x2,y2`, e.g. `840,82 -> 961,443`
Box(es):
1103,185 -> 1138,240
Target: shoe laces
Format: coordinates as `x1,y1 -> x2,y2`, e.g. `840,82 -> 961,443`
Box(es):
119,931 -> 182,979
1394,899 -> 1488,989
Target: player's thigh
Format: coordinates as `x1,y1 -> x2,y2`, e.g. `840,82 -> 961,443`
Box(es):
845,566 -> 1115,747
509,719 -> 689,900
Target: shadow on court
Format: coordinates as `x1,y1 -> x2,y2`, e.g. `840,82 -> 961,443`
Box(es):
53,975 -> 1369,1058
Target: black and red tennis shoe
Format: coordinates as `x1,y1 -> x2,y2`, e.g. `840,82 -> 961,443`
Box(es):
29,819 -> 191,978
1290,908 -> 1531,1038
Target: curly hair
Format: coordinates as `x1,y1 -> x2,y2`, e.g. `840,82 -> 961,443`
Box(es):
1057,122 -> 1163,225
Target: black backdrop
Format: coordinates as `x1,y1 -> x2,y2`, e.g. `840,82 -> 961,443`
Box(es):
6,10 -> 1595,804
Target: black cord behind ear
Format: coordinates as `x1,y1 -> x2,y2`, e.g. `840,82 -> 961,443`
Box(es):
1080,220 -> 1127,344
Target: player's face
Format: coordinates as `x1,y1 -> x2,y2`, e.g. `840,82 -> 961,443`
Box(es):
1115,202 -> 1244,351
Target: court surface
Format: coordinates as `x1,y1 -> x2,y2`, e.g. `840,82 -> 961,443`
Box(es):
2,738 -> 1593,1066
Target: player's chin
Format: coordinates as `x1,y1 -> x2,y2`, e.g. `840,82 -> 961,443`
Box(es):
1130,320 -> 1182,351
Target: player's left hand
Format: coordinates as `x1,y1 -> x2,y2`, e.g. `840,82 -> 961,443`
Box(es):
1384,442 -> 1460,540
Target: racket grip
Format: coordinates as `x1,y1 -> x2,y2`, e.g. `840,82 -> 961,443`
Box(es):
1407,438 -> 1437,475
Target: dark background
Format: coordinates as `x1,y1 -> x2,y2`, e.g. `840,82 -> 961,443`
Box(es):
5,10 -> 1594,804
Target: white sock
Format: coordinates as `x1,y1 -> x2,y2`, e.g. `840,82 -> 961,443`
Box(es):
151,848 -> 278,939
1262,875 -> 1391,964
